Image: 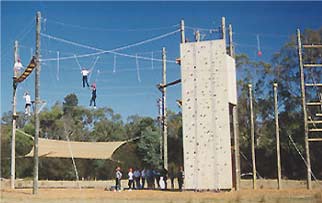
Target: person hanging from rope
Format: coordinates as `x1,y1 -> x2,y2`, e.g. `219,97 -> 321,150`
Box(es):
89,83 -> 97,109
81,67 -> 90,88
23,91 -> 32,116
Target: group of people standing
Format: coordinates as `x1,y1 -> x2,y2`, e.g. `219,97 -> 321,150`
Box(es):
114,166 -> 184,192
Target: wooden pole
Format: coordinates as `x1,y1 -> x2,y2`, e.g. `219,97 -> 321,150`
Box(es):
195,30 -> 200,42
11,40 -> 18,189
162,47 -> 168,170
297,28 -> 311,190
33,11 -> 41,195
233,105 -> 240,191
158,98 -> 163,161
180,19 -> 185,44
274,83 -> 282,189
248,84 -> 256,189
228,24 -> 234,57
221,17 -> 226,42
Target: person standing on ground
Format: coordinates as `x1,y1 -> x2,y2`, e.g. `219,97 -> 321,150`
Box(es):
23,91 -> 31,116
115,166 -> 122,192
89,83 -> 97,109
133,168 -> 141,189
81,68 -> 90,88
161,167 -> 168,190
128,168 -> 134,191
177,166 -> 184,191
141,168 -> 146,189
168,167 -> 175,190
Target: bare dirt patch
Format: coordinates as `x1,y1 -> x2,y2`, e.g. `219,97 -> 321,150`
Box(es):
1,188 -> 321,203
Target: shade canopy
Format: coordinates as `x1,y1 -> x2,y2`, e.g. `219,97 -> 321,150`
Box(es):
25,138 -> 126,159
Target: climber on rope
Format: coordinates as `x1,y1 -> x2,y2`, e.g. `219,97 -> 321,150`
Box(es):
13,58 -> 23,77
23,91 -> 32,116
81,67 -> 91,88
89,83 -> 97,109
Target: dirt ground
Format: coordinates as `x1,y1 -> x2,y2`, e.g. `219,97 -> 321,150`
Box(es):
1,188 -> 321,203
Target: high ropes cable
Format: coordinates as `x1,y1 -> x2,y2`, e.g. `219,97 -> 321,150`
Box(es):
40,29 -> 179,63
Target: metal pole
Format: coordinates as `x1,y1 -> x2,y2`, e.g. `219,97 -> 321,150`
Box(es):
162,47 -> 168,170
221,17 -> 226,42
274,83 -> 282,189
11,40 -> 19,189
233,105 -> 240,191
248,84 -> 256,189
297,28 -> 311,190
228,24 -> 234,57
33,11 -> 41,195
180,19 -> 185,44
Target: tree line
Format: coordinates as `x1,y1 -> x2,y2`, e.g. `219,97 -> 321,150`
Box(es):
1,28 -> 321,181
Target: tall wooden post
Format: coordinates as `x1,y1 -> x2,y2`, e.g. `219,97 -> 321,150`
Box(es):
195,30 -> 200,42
162,47 -> 168,170
233,105 -> 240,191
33,11 -> 41,195
228,24 -> 234,57
158,98 -> 163,161
297,29 -> 311,190
273,83 -> 282,189
248,84 -> 256,189
221,17 -> 226,42
11,40 -> 19,189
274,83 -> 282,189
180,19 -> 185,44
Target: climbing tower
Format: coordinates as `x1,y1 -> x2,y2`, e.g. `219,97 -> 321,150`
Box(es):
180,18 -> 237,190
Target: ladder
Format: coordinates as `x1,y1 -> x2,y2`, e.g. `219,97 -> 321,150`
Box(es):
297,29 -> 322,190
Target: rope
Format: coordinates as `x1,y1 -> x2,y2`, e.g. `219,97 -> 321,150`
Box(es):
151,52 -> 154,70
63,121 -> 81,189
186,26 -> 219,33
136,54 -> 141,83
47,19 -> 179,32
286,131 -> 321,186
113,54 -> 116,73
40,29 -> 179,63
74,54 -> 82,70
88,56 -> 100,84
56,51 -> 60,80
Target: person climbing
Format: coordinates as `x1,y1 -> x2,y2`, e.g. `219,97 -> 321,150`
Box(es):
23,91 -> 31,116
14,58 -> 23,77
89,83 -> 96,108
81,68 -> 90,87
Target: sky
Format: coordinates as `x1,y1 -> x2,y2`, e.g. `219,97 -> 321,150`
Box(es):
1,1 -> 322,120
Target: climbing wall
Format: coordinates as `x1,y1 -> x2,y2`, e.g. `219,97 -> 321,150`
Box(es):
180,39 -> 236,190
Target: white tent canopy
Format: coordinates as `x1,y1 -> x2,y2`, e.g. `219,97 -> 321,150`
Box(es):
25,138 -> 126,159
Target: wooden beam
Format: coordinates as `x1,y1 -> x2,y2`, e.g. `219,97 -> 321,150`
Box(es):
308,120 -> 322,124
305,83 -> 322,87
308,128 -> 322,132
306,102 -> 322,106
303,64 -> 322,68
308,138 -> 322,142
303,44 -> 322,48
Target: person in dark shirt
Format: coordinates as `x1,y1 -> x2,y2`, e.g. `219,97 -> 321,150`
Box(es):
177,166 -> 184,191
89,83 -> 97,108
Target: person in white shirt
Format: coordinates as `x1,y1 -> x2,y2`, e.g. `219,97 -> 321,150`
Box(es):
128,168 -> 134,191
14,59 -> 23,77
81,68 -> 90,88
115,166 -> 122,191
23,91 -> 31,116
